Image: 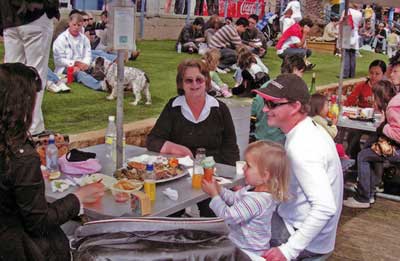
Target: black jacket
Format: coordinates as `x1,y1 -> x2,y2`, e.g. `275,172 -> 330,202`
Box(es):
0,0 -> 60,35
146,97 -> 239,166
0,141 -> 80,261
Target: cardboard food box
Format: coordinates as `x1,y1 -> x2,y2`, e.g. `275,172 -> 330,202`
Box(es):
130,191 -> 151,216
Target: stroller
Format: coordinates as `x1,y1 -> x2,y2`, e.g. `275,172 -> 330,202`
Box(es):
257,12 -> 280,47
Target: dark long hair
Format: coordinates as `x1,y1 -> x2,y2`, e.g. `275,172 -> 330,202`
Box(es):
0,63 -> 41,174
372,80 -> 396,112
309,93 -> 327,117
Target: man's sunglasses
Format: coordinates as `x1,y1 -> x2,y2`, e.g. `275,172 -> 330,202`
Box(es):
84,18 -> 93,21
263,100 -> 294,109
183,77 -> 206,85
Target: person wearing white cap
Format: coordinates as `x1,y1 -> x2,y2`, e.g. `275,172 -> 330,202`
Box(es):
253,74 -> 343,261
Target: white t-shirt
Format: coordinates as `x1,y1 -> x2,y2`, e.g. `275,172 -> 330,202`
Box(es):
284,0 -> 302,22
280,17 -> 296,34
276,36 -> 301,54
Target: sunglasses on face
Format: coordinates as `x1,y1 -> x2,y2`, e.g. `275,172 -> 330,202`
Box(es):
83,19 -> 89,22
263,100 -> 293,109
183,77 -> 205,85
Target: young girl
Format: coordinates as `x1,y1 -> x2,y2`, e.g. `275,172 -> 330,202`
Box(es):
232,46 -> 269,97
202,141 -> 289,256
202,49 -> 232,97
309,93 -> 338,139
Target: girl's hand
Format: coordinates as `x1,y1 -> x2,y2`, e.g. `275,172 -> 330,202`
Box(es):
201,178 -> 220,197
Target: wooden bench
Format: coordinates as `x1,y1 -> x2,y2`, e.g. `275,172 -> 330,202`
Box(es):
307,41 -> 336,54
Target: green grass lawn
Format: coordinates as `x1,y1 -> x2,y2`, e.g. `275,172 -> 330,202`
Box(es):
0,40 -> 388,134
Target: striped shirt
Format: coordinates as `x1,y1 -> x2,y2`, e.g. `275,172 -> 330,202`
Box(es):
209,24 -> 242,49
210,185 -> 277,255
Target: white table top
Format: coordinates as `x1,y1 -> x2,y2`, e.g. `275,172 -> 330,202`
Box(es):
45,144 -> 244,220
337,115 -> 380,132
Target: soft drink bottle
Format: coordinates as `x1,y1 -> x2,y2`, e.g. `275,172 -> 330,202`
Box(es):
144,164 -> 156,201
105,116 -> 117,167
46,135 -> 59,176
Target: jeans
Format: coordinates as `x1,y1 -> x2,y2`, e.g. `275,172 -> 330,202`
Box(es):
356,147 -> 400,203
278,48 -> 312,59
174,0 -> 187,14
75,71 -> 102,91
343,49 -> 356,78
218,48 -> 237,69
270,213 -> 325,260
372,37 -> 387,51
91,50 -> 117,62
47,68 -> 60,83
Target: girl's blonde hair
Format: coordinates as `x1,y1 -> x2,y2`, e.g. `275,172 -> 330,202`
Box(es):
202,48 -> 221,71
245,141 -> 290,202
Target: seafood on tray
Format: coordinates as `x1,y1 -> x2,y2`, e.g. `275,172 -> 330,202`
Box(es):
114,156 -> 185,183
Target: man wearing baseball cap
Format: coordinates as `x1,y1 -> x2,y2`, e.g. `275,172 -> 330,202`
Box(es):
253,74 -> 343,260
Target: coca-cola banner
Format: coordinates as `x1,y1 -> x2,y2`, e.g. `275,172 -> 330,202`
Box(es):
218,0 -> 266,19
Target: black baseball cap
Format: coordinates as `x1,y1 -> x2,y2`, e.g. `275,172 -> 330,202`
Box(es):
252,74 -> 310,104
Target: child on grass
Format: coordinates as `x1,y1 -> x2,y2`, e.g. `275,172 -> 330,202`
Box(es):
202,140 -> 289,256
202,48 -> 232,97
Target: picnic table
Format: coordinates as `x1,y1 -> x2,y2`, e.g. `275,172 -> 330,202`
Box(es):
45,144 -> 244,220
337,115 -> 380,132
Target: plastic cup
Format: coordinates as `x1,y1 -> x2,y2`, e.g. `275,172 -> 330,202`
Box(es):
67,66 -> 74,85
202,156 -> 216,182
236,161 -> 246,177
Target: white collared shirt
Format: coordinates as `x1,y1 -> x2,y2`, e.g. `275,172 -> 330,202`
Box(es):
172,94 -> 219,124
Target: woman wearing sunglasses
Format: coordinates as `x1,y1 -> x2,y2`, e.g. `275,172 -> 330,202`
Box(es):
146,59 -> 239,216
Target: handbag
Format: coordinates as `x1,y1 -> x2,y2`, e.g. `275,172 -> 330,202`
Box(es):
371,136 -> 399,157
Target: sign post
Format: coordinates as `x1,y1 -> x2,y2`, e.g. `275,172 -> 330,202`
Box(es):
108,0 -> 136,169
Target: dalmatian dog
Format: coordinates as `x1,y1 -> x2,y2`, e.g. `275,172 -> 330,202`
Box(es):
95,57 -> 151,105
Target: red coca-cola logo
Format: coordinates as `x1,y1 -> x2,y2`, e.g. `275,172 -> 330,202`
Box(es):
240,0 -> 257,15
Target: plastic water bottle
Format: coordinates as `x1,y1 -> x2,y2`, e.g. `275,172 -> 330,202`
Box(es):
46,135 -> 59,174
144,164 -> 156,201
105,115 -> 117,165
177,42 -> 182,53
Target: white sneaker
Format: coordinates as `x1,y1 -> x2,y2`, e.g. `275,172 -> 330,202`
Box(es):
343,197 -> 370,208
216,67 -> 227,74
46,81 -> 62,93
57,82 -> 71,92
370,197 -> 375,204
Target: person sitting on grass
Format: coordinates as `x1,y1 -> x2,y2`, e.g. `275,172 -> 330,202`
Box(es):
0,63 -> 105,260
202,140 -> 289,256
176,17 -> 205,54
209,17 -> 249,70
275,18 -> 315,70
202,48 -> 232,98
232,46 -> 269,97
53,13 -> 105,91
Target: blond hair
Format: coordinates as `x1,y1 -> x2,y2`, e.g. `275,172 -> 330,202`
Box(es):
202,48 -> 220,71
245,141 -> 290,202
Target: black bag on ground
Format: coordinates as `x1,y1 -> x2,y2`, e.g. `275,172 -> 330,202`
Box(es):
72,217 -> 251,261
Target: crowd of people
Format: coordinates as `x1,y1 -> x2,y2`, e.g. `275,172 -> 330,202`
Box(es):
1,0 -> 400,260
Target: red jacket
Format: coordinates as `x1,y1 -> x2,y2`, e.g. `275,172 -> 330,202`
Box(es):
344,80 -> 373,108
276,23 -> 303,50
